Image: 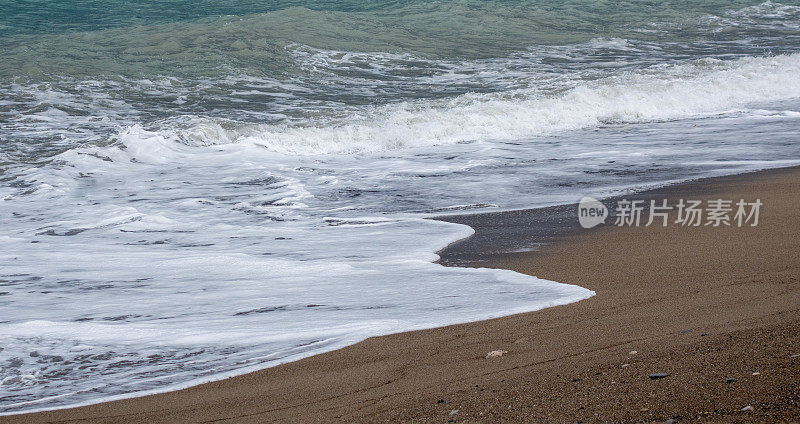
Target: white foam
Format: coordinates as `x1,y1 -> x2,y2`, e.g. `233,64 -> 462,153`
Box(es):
128,53 -> 800,155
3,48 -> 800,415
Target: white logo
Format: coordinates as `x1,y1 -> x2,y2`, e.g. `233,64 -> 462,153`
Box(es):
578,196 -> 608,229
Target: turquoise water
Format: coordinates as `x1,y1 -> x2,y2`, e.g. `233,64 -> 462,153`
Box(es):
2,0 -> 800,414
4,0 -> 775,37
3,0 -> 800,78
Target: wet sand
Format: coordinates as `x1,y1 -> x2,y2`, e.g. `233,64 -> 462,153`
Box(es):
4,166 -> 799,423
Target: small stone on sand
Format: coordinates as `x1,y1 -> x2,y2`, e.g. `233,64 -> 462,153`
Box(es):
629,350 -> 638,355
741,405 -> 754,412
640,407 -> 649,412
751,372 -> 760,376
621,363 -> 630,368
449,409 -> 459,415
648,372 -> 669,380
790,353 -> 800,358
486,350 -> 508,359
726,377 -> 737,383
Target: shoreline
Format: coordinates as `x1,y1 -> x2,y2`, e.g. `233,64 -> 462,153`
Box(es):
434,165 -> 799,265
4,166 -> 800,423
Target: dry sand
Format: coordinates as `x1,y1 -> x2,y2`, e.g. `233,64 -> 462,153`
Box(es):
4,167 -> 799,423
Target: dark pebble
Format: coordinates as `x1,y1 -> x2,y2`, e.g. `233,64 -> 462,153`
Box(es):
726,378 -> 737,383
649,373 -> 669,380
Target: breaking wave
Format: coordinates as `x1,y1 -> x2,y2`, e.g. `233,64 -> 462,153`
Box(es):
123,53 -> 800,155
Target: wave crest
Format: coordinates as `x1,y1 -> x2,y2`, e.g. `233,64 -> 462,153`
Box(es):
129,53 -> 800,155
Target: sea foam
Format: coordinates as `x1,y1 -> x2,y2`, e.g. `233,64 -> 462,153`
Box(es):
121,53 -> 800,155
3,9 -> 800,413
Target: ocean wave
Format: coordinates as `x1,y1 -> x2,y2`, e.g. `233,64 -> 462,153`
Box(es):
726,0 -> 800,21
5,1 -> 800,80
120,53 -> 800,155
4,0 -> 800,415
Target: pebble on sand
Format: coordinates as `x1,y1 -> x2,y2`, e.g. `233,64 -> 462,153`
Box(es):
726,377 -> 737,383
751,372 -> 760,376
648,373 -> 669,380
621,363 -> 630,368
629,350 -> 638,355
741,405 -> 754,412
449,409 -> 459,416
486,350 -> 508,359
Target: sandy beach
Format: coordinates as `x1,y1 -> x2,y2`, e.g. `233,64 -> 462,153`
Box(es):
4,166 -> 799,423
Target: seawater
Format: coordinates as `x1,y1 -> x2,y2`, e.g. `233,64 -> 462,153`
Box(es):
2,0 -> 800,413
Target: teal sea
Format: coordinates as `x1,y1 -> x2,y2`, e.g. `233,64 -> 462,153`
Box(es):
1,0 -> 800,413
